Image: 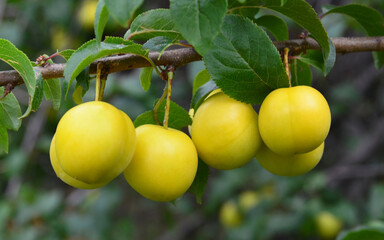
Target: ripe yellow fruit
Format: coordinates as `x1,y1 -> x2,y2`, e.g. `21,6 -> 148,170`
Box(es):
50,136 -> 104,189
52,101 -> 136,188
188,88 -> 222,135
124,124 -> 198,202
219,200 -> 243,228
191,92 -> 262,170
77,0 -> 98,29
258,86 -> 331,155
315,211 -> 343,239
256,142 -> 324,177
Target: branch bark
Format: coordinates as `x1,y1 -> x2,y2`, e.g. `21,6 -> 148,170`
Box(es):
1,36 -> 384,87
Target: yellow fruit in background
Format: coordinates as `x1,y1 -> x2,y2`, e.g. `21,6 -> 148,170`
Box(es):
77,0 -> 98,29
219,200 -> 243,228
259,86 -> 331,156
124,124 -> 198,202
53,101 -> 136,187
238,191 -> 260,212
51,27 -> 73,51
50,136 -> 104,189
315,211 -> 343,239
191,92 -> 262,170
256,142 -> 324,177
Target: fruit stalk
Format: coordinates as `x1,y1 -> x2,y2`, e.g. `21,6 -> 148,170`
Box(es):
95,63 -> 108,101
153,85 -> 168,125
163,71 -> 173,129
283,48 -> 291,87
95,63 -> 101,101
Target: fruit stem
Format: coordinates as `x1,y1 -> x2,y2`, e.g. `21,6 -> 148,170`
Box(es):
153,85 -> 168,125
95,63 -> 101,101
163,71 -> 174,129
284,48 -> 292,87
95,63 -> 108,101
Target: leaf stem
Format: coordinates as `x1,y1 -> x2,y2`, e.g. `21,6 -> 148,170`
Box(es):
142,55 -> 162,76
153,84 -> 168,125
284,48 -> 291,87
163,71 -> 174,129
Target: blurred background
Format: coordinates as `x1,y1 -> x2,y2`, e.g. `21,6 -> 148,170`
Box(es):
0,0 -> 384,239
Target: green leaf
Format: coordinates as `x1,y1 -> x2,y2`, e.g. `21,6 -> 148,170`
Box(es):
0,39 -> 36,118
40,56 -> 61,111
203,15 -> 288,105
298,40 -> 336,75
134,100 -> 192,130
323,4 -> 384,69
191,80 -> 217,110
126,9 -> 182,41
94,0 -> 109,43
255,15 -> 289,41
31,70 -> 44,111
337,226 -> 384,240
58,49 -> 75,61
264,0 -> 332,73
104,0 -> 143,28
139,67 -> 153,92
0,126 -> 8,154
297,51 -> 323,72
368,185 -> 384,220
64,37 -> 148,97
228,0 -> 260,20
188,159 -> 209,204
170,0 -> 227,55
0,88 -> 22,131
72,85 -> 84,105
290,59 -> 312,87
142,36 -> 176,53
71,67 -> 90,104
43,78 -> 61,111
193,69 -> 211,95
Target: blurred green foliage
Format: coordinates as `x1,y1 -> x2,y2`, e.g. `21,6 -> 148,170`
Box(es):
0,0 -> 384,239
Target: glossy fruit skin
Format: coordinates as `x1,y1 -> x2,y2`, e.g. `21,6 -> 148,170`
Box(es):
219,200 -> 243,228
315,211 -> 343,239
191,92 -> 262,170
50,136 -> 104,189
53,101 -> 136,187
258,86 -> 331,155
124,124 -> 198,202
256,142 -> 324,177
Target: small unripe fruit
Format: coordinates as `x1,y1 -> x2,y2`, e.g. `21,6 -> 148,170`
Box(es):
259,86 -> 331,155
191,92 -> 261,170
256,142 -> 324,177
124,124 -> 198,202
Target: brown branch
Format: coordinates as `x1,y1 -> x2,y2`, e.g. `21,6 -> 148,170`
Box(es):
1,36 -> 384,87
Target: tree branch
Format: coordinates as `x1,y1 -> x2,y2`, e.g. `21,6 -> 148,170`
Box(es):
1,36 -> 384,87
